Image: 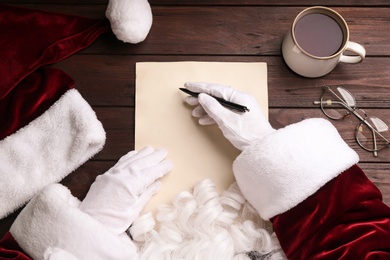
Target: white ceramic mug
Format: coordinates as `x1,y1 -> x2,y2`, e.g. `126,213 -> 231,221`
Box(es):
282,6 -> 366,78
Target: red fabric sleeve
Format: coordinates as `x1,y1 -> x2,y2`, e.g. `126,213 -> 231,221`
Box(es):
272,164 -> 390,259
0,232 -> 31,260
0,67 -> 74,140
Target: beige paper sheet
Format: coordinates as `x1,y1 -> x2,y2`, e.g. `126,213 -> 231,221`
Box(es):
135,61 -> 268,213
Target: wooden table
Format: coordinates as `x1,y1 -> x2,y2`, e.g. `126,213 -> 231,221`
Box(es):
1,0 -> 389,238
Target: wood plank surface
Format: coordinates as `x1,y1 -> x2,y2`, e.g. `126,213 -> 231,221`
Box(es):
53,55 -> 390,108
0,1 -> 389,240
2,0 -> 390,6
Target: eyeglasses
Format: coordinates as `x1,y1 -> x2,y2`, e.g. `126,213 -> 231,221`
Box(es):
314,86 -> 390,157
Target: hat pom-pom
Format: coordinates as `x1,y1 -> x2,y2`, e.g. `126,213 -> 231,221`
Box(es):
106,0 -> 153,44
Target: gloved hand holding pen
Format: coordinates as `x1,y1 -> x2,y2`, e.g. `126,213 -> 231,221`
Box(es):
183,82 -> 275,151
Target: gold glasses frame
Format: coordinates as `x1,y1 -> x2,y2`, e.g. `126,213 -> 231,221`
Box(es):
314,86 -> 390,157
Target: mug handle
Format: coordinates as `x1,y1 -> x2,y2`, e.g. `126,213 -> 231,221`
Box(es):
339,41 -> 366,64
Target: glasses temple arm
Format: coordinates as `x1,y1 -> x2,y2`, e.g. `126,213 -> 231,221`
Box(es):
372,130 -> 378,157
313,101 -> 389,144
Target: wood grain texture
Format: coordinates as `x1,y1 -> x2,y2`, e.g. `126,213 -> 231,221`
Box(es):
0,1 -> 389,239
1,0 -> 390,6
53,55 -> 390,108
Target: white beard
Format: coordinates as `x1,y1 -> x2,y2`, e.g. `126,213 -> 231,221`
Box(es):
129,179 -> 286,260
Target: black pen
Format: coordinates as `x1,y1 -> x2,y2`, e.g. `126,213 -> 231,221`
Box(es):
179,88 -> 250,113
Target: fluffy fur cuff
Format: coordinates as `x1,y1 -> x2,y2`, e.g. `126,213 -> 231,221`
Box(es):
233,118 -> 359,220
0,89 -> 105,219
10,184 -> 136,260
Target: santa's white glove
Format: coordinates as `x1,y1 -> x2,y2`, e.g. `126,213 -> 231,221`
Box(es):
79,146 -> 172,236
184,82 -> 275,151
106,0 -> 153,44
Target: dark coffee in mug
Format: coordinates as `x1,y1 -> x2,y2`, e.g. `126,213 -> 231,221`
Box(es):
282,6 -> 365,78
294,13 -> 344,57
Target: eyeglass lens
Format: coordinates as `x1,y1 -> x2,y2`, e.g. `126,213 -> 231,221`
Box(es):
356,117 -> 390,152
320,87 -> 356,120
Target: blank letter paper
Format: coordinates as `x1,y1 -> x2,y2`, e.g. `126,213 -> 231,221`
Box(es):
135,61 -> 268,212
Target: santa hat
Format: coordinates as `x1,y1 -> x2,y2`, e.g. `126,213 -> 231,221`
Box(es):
0,5 -> 109,219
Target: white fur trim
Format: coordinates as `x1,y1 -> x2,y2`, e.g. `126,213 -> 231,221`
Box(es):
0,89 -> 106,219
10,184 -> 136,260
43,247 -> 79,260
233,118 -> 359,220
106,0 -> 153,44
